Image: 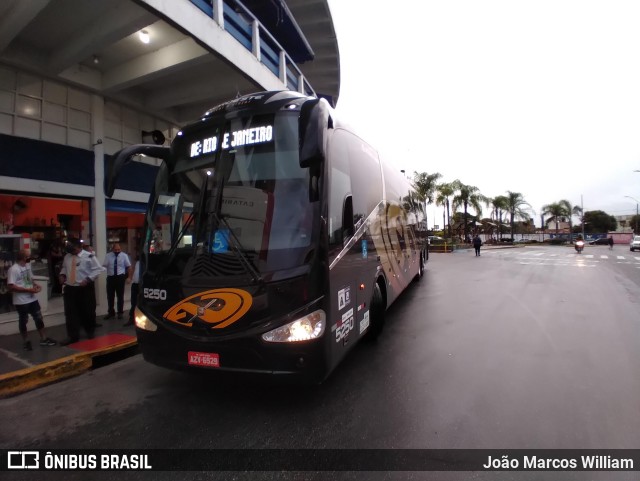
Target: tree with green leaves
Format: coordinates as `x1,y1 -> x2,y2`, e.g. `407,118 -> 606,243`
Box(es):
505,191 -> 532,240
435,182 -> 455,238
452,180 -> 488,241
559,199 -> 583,241
490,195 -> 509,240
542,201 -> 569,235
413,172 -> 442,232
583,210 -> 617,233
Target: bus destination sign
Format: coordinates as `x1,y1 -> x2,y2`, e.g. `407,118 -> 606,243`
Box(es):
189,125 -> 273,158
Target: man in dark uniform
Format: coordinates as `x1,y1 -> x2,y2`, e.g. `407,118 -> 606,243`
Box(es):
58,238 -> 105,345
102,243 -> 131,320
473,234 -> 482,256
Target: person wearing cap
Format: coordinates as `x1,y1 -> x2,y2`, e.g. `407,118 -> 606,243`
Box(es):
58,238 -> 105,346
7,250 -> 57,351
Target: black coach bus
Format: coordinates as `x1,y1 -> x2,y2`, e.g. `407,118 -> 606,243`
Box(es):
105,90 -> 427,382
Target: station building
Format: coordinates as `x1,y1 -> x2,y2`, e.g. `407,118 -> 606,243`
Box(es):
0,0 -> 340,326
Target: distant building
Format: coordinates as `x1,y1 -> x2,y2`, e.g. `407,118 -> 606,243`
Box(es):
614,215 -> 636,233
542,221 -> 571,233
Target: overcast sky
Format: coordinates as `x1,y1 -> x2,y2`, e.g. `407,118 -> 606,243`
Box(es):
327,0 -> 640,227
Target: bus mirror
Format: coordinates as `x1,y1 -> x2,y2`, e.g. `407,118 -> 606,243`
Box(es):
299,98 -> 328,168
105,144 -> 171,198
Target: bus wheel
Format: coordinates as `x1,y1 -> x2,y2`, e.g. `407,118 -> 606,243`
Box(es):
414,253 -> 424,282
367,282 -> 385,340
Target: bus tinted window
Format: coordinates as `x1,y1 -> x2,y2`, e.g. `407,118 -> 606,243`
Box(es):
345,132 -> 382,224
327,131 -> 351,256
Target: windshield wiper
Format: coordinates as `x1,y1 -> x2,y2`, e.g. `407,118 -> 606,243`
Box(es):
154,211 -> 195,278
212,212 -> 264,286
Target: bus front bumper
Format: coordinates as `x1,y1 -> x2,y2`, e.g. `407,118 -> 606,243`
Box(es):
135,327 -> 329,383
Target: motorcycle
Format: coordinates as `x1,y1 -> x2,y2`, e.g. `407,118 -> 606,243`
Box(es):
575,240 -> 585,253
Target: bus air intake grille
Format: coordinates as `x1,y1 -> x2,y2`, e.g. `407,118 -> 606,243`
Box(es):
189,253 -> 259,278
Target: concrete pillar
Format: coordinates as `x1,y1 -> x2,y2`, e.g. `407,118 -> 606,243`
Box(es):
279,50 -> 286,85
92,94 -> 107,311
214,0 -> 224,27
252,20 -> 260,60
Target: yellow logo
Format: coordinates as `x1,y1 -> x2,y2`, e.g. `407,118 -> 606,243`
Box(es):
163,289 -> 253,329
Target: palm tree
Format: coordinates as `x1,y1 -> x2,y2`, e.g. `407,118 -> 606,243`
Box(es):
558,199 -> 583,241
542,201 -> 569,236
491,195 -> 509,241
435,182 -> 455,239
452,180 -> 488,241
505,191 -> 532,240
413,172 -> 442,232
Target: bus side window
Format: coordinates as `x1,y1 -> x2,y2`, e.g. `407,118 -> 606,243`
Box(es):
342,195 -> 354,240
328,131 -> 351,261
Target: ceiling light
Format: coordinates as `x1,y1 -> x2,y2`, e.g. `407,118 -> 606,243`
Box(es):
139,30 -> 150,44
93,56 -> 99,64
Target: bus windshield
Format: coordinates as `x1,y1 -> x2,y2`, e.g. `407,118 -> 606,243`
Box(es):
145,112 -> 316,278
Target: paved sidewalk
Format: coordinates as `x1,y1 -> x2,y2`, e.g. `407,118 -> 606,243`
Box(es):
0,309 -> 138,398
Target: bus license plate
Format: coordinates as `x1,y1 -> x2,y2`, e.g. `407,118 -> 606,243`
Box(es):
188,351 -> 220,368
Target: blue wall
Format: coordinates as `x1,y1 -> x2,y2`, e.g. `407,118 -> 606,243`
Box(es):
0,134 -> 158,194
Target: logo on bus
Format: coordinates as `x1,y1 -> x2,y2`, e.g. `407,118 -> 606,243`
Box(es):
337,286 -> 351,310
163,289 -> 253,329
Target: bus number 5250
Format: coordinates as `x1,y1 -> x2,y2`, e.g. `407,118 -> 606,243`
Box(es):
143,288 -> 167,300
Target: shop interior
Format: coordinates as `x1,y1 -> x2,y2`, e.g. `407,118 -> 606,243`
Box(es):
0,194 -> 143,314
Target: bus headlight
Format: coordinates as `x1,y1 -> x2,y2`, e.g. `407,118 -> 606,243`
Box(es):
262,309 -> 325,343
134,307 -> 157,332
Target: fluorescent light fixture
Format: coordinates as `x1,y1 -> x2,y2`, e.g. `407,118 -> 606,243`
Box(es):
139,30 -> 150,44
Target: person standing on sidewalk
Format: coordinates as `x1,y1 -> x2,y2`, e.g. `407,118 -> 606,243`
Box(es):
59,238 -> 105,345
124,253 -> 140,327
102,243 -> 131,320
473,234 -> 482,256
7,250 -> 57,351
82,244 -> 106,328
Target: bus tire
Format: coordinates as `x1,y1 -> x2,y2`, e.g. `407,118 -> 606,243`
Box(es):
367,282 -> 385,340
414,253 -> 424,282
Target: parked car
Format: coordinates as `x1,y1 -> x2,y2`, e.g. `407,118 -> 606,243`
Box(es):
428,236 -> 444,244
630,236 -> 640,252
589,238 -> 609,245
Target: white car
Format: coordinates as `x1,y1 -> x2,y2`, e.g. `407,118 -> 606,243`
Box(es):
630,236 -> 640,252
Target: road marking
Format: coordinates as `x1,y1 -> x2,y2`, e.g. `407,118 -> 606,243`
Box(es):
585,254 -> 594,258
0,347 -> 34,368
600,255 -> 608,259
617,256 -> 625,260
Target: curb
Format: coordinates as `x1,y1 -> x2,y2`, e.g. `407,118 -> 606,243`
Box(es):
0,339 -> 137,399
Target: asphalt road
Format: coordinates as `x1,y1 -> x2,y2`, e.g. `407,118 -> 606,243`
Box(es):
2,245 -> 639,481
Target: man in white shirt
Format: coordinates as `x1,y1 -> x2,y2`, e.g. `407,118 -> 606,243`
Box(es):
7,250 -> 57,351
59,238 -> 105,345
103,243 -> 131,320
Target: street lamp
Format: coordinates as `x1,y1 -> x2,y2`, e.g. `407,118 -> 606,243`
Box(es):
624,196 -> 639,234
